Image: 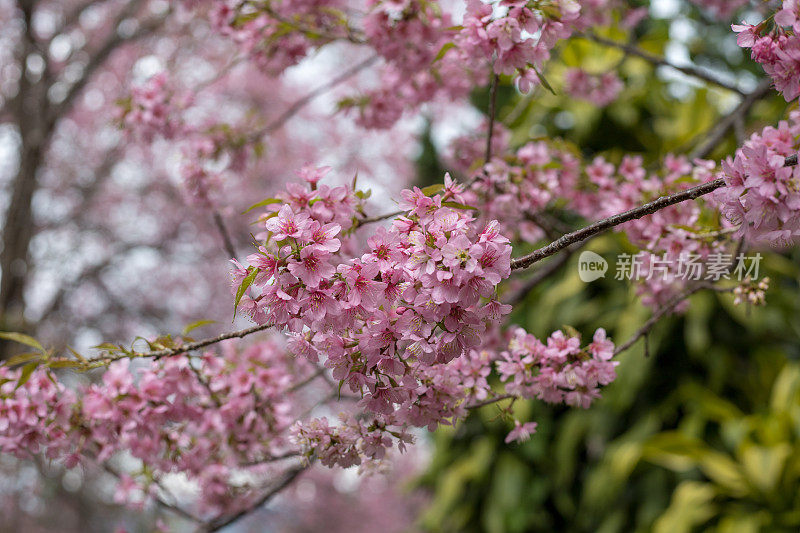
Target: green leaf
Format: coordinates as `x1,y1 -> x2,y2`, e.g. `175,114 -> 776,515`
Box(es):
16,361 -> 40,390
47,360 -> 83,369
653,481 -> 717,533
242,198 -> 282,214
531,64 -> 556,95
434,42 -> 456,62
234,266 -> 259,319
422,183 -> 444,196
739,443 -> 791,494
441,201 -> 478,211
92,342 -> 120,351
355,189 -> 372,199
67,346 -> 87,362
0,331 -> 44,352
4,352 -> 43,367
182,320 -> 217,336
252,141 -> 265,159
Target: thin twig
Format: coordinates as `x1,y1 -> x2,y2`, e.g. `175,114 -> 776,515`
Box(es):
213,211 -> 237,259
241,451 -> 302,467
485,73 -> 501,163
287,368 -> 325,393
690,78 -> 774,159
52,323 -> 275,366
466,393 -> 514,410
203,463 -> 309,532
248,55 -> 379,142
503,247 -> 575,306
355,208 -> 404,227
613,283 -> 735,356
612,285 -> 705,356
192,55 -> 244,94
585,32 -> 745,96
102,463 -> 202,524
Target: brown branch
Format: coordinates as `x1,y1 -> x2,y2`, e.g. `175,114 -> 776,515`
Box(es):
465,393 -> 514,410
102,463 -> 202,524
248,54 -> 379,141
213,211 -> 237,259
503,247 -> 575,306
612,286 -> 705,356
355,208 -> 404,227
203,463 -> 309,532
690,78 -> 774,159
49,322 -> 275,366
485,73 -> 500,163
509,178 -> 727,271
585,32 -> 745,96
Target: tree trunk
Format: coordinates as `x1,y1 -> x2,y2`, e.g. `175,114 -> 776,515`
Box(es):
0,0 -> 46,358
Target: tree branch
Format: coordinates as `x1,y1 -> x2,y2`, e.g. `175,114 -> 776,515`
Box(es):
690,78 -> 774,159
46,322 -> 275,366
584,32 -> 746,96
213,211 -> 237,259
485,73 -> 500,163
465,393 -> 514,410
510,178 -> 727,271
203,463 -> 309,532
355,209 -> 404,227
248,54 -> 379,141
503,246 -> 576,306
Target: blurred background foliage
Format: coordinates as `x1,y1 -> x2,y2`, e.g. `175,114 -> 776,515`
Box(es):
414,2 -> 800,531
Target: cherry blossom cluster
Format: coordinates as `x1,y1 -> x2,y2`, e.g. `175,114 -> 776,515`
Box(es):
733,276 -> 770,306
454,0 -> 582,93
234,168 -> 514,463
446,121 -> 511,173
497,327 -> 617,409
461,136 -> 732,309
715,111 -> 800,246
0,340 -> 315,515
179,137 -> 225,207
351,0 -> 638,126
189,1 -> 640,129
203,0 -> 350,75
0,366 -> 76,461
563,68 -> 623,106
291,344 -> 501,467
118,73 -> 189,143
353,0 -> 472,128
463,139 -> 582,243
579,154 -> 733,308
118,70 -> 258,208
496,327 -> 617,442
453,0 -> 638,92
734,2 -> 800,101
